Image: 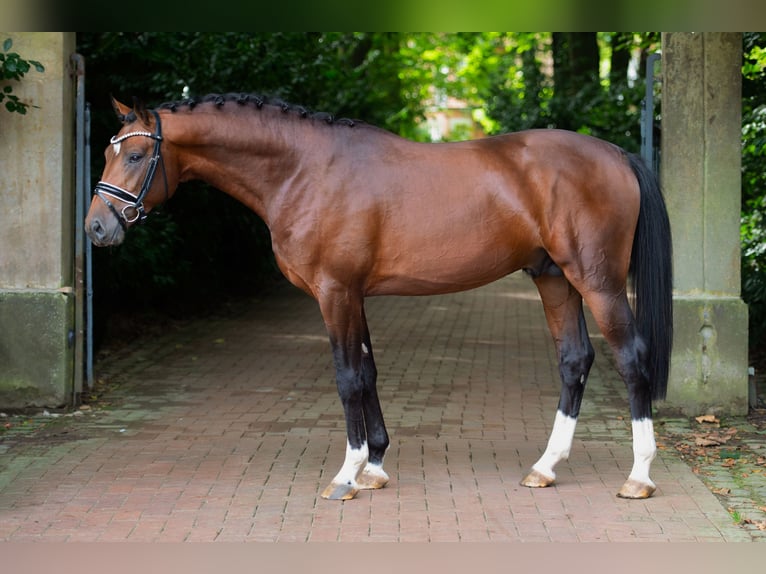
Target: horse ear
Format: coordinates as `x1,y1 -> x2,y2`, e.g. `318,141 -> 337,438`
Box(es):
110,96 -> 133,124
132,96 -> 151,125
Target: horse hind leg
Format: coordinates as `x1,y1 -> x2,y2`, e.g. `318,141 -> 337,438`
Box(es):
521,272 -> 595,489
584,289 -> 657,499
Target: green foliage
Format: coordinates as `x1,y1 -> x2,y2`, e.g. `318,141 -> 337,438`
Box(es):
397,33 -> 657,151
741,33 -> 766,349
0,38 -> 45,114
482,33 -> 657,152
395,33 -> 489,140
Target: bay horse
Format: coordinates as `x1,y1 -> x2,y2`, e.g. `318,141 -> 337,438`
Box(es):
85,94 -> 672,501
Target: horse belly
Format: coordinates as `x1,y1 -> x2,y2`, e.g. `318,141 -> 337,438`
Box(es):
366,223 -> 533,296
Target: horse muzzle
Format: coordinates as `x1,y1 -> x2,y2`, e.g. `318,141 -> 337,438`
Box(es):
85,211 -> 126,247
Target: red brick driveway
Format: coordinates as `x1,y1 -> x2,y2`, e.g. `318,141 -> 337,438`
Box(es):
0,274 -> 754,542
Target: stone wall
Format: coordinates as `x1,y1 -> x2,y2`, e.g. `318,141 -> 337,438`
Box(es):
661,33 -> 749,416
0,32 -> 77,407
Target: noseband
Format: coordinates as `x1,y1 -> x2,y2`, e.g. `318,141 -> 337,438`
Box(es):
94,110 -> 168,231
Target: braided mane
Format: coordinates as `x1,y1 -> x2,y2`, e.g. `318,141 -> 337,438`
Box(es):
155,92 -> 361,128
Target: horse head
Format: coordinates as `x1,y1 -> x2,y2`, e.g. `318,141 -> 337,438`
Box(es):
85,97 -> 175,246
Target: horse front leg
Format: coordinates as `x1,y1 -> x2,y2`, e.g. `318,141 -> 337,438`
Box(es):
319,294 -> 389,500
356,308 -> 390,490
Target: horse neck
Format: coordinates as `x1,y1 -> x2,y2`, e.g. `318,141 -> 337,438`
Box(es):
168,105 -> 332,223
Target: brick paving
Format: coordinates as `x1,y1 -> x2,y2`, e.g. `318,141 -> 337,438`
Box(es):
0,274 -> 760,541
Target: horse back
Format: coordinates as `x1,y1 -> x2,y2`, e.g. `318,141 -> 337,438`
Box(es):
270,128 -> 640,299
360,129 -> 640,295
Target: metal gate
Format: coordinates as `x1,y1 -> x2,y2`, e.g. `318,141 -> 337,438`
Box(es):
641,52 -> 661,174
72,53 -> 93,402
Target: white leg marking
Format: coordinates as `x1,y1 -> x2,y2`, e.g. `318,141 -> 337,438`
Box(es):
357,458 -> 390,490
627,418 -> 657,486
331,441 -> 369,487
362,460 -> 387,475
532,410 -> 577,480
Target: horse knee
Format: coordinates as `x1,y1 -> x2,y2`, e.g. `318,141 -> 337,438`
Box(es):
335,363 -> 361,389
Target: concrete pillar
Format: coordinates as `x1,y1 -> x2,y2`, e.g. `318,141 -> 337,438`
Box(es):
0,32 -> 77,407
661,32 -> 749,416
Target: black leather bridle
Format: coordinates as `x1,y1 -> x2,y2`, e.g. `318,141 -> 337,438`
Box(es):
94,110 -> 168,231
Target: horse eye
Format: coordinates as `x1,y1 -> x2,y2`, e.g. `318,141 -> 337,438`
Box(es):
128,153 -> 143,163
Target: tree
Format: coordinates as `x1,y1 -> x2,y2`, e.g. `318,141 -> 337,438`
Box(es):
550,32 -> 600,131
741,32 -> 766,350
609,32 -> 634,92
477,32 -> 658,151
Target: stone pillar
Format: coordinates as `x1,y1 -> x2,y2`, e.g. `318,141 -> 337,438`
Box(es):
661,33 -> 749,416
0,33 -> 77,407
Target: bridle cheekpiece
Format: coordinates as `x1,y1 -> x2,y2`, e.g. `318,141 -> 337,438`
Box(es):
94,109 -> 167,231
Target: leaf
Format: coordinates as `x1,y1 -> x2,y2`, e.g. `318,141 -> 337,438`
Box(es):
695,414 -> 720,424
740,518 -> 766,530
712,487 -> 731,496
695,436 -> 722,446
693,427 -> 738,447
3,38 -> 11,52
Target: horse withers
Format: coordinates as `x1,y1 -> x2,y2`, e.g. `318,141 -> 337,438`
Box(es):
85,94 -> 672,501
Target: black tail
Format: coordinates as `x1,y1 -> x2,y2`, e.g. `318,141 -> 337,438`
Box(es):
627,153 -> 673,401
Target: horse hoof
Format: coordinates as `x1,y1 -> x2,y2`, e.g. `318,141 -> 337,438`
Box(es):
616,479 -> 656,499
520,469 -> 555,488
321,482 -> 359,500
357,466 -> 389,490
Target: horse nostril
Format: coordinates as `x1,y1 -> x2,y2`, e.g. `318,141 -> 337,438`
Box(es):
88,218 -> 106,241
